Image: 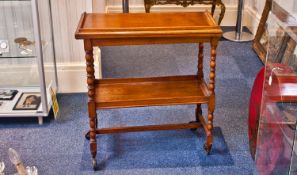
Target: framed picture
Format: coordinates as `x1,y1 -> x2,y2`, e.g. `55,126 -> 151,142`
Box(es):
281,37 -> 297,68
0,89 -> 18,100
252,0 -> 272,63
13,92 -> 41,110
267,27 -> 290,63
253,0 -> 297,63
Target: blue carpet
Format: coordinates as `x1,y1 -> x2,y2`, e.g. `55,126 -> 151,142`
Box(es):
0,29 -> 263,174
80,128 -> 232,171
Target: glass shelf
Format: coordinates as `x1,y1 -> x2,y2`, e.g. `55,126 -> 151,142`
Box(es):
0,40 -> 49,58
0,0 -> 31,1
0,55 -> 36,58
0,48 -> 36,58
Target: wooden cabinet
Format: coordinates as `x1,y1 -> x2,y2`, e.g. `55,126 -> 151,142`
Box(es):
75,12 -> 222,170
144,0 -> 225,24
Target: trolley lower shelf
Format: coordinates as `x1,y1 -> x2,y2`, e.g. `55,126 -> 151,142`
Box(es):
95,75 -> 210,109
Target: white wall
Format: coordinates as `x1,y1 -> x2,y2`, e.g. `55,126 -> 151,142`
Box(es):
245,0 -> 297,34
92,0 -> 107,12
50,0 -> 92,64
274,0 -> 297,16
246,0 -> 265,15
50,0 -> 103,93
244,0 -> 265,34
106,0 -> 239,25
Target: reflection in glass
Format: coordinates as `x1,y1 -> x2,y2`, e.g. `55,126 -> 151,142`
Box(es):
255,1 -> 297,174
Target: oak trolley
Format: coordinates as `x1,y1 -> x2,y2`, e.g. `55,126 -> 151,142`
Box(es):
75,12 -> 222,170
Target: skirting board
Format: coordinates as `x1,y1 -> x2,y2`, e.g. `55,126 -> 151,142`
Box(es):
57,47 -> 102,93
245,6 -> 262,35
56,62 -> 101,93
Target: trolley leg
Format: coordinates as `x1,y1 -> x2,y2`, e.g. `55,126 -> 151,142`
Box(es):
204,103 -> 214,154
144,0 -> 152,13
85,117 -> 97,140
195,104 -> 202,122
211,3 -> 216,16
85,39 -> 98,170
196,42 -> 204,123
38,116 -> 43,125
204,40 -> 218,154
218,2 -> 226,25
191,42 -> 205,130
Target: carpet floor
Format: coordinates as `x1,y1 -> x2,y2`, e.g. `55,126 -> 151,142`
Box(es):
0,35 -> 263,174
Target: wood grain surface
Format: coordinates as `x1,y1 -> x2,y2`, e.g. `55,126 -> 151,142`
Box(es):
75,12 -> 222,39
95,75 -> 210,109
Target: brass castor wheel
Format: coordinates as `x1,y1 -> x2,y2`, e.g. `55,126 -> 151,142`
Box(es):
85,131 -> 90,140
203,143 -> 212,155
189,121 -> 198,131
92,158 -> 97,170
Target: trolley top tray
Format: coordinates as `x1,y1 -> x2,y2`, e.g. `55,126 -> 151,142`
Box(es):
75,12 -> 222,40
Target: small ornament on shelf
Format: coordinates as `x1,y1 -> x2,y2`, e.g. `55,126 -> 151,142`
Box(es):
14,37 -> 34,55
0,90 -> 18,101
0,40 -> 9,56
0,161 -> 5,175
24,166 -> 38,175
8,148 -> 27,175
8,148 -> 38,175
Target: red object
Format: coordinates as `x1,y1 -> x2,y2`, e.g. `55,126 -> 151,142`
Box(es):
248,67 -> 265,160
249,64 -> 296,174
255,103 -> 284,175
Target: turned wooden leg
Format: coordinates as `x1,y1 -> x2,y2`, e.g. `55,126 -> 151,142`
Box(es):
211,3 -> 216,16
195,42 -> 204,123
205,96 -> 215,154
85,40 -> 97,170
198,43 -> 204,80
204,40 -> 218,154
218,2 -> 226,25
195,104 -> 202,122
89,103 -> 97,169
145,4 -> 151,13
144,0 -> 152,13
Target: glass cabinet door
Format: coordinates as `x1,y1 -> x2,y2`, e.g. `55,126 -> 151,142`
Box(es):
0,0 -> 57,123
37,0 -> 57,93
0,0 -> 39,87
255,0 -> 297,174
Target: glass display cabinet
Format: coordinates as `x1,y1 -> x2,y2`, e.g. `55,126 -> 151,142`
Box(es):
255,0 -> 297,174
0,0 -> 57,124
